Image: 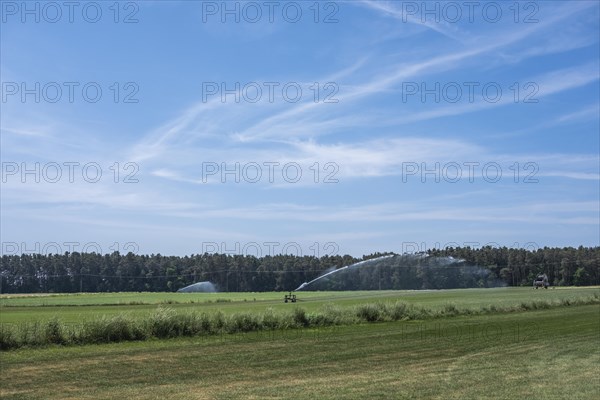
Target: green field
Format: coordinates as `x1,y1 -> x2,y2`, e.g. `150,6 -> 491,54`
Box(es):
1,288 -> 599,399
2,287 -> 599,324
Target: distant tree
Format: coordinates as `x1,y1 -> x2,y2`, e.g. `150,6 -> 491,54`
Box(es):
573,267 -> 589,286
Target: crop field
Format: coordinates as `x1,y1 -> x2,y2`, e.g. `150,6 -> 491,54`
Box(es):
2,287 -> 599,324
1,287 -> 599,399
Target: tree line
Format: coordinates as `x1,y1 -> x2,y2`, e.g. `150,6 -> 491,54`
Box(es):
0,246 -> 597,293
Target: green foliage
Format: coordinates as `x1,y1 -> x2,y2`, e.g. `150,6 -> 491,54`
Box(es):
148,307 -> 179,338
387,301 -> 411,320
309,303 -> 350,326
442,303 -> 460,316
1,246 -> 598,294
261,308 -> 280,330
0,326 -> 17,350
79,315 -> 146,344
356,303 -> 386,322
226,313 -> 262,333
573,267 -> 590,286
44,317 -> 67,345
292,307 -> 309,327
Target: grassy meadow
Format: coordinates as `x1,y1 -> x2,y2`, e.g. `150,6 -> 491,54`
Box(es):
2,287 -> 599,324
1,287 -> 599,399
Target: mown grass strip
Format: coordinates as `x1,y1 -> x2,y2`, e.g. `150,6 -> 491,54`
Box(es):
1,305 -> 598,400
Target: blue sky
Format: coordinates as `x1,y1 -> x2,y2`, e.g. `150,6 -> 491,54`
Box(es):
1,0 -> 599,257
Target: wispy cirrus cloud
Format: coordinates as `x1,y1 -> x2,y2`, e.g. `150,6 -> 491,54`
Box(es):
131,0 -> 597,160
356,0 -> 466,42
3,0 -> 598,254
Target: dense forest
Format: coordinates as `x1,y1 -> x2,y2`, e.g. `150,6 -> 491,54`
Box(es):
0,246 -> 598,293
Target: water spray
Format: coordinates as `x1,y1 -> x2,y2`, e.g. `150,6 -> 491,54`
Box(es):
294,254 -> 395,291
